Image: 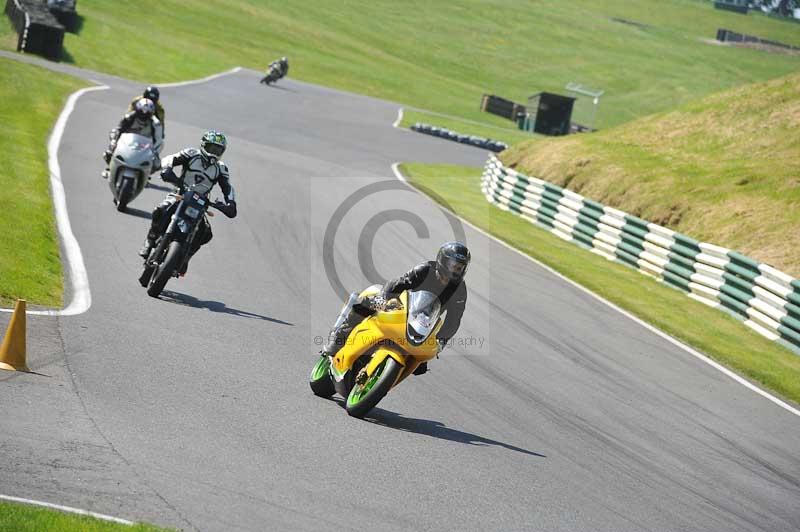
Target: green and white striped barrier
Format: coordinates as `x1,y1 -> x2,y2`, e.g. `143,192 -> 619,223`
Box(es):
481,154 -> 800,353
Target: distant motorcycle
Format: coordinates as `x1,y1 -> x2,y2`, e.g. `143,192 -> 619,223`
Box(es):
106,124 -> 163,212
260,64 -> 284,85
138,191 -> 224,297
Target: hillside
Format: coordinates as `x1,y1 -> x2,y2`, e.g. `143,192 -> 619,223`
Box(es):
502,71 -> 800,275
1,0 -> 799,134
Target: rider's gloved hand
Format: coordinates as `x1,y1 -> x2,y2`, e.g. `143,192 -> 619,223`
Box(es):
366,292 -> 386,310
384,297 -> 403,311
160,167 -> 178,184
214,200 -> 238,219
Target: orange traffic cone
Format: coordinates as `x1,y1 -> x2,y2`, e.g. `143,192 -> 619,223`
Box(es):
0,299 -> 29,372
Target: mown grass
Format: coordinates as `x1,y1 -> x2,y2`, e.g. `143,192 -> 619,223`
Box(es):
2,0 -> 798,133
0,501 -> 174,531
0,58 -> 86,307
503,71 -> 800,276
401,162 -> 800,405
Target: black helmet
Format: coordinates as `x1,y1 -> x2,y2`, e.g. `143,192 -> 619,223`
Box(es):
436,241 -> 470,282
200,130 -> 227,161
143,86 -> 160,102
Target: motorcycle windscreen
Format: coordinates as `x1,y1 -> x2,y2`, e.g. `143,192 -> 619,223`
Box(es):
121,133 -> 151,152
406,290 -> 441,346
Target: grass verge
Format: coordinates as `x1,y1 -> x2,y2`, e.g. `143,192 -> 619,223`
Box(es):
0,500 -> 174,531
400,109 -> 535,147
0,57 -> 86,307
3,0 -> 798,132
503,71 -> 800,276
401,162 -> 800,405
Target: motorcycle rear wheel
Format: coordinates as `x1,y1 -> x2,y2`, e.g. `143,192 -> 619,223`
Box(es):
345,357 -> 402,419
309,354 -> 335,398
147,240 -> 182,298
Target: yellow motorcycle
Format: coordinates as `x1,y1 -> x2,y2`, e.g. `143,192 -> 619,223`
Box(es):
309,285 -> 443,418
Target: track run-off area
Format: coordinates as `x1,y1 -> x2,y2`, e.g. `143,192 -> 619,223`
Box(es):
1,58 -> 798,531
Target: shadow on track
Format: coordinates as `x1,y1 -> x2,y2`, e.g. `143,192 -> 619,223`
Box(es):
122,207 -> 152,220
146,182 -> 174,193
160,290 -> 294,325
262,84 -> 296,93
361,406 -> 546,458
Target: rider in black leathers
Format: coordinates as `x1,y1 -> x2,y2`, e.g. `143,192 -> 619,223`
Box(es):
260,57 -> 289,83
321,242 -> 470,375
129,86 -> 165,127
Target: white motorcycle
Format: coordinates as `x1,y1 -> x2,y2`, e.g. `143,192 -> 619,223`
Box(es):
107,122 -> 163,212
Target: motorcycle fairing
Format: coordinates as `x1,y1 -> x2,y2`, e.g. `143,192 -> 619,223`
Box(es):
330,290 -> 443,386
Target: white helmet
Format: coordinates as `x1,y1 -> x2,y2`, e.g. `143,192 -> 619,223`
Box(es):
134,98 -> 155,118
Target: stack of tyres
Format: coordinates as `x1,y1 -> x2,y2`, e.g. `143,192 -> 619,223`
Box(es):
410,123 -> 508,153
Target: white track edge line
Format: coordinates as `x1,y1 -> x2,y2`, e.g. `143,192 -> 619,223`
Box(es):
1,66 -> 244,316
1,85 -> 108,317
392,107 -> 403,128
0,494 -> 133,525
390,162 -> 800,418
158,66 -> 242,88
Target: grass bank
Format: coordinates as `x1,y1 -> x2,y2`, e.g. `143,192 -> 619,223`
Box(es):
401,162 -> 800,405
0,58 -> 85,307
2,0 -> 798,134
503,71 -> 800,276
0,500 -> 173,531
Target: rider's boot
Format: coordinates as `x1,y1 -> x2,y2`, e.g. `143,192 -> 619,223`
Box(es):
413,362 -> 428,375
321,307 -> 365,359
179,252 -> 195,277
139,237 -> 155,259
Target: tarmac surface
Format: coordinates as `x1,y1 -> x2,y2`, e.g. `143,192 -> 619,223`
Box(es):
1,57 -> 798,531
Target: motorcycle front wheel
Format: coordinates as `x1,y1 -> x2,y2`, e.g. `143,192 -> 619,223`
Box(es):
116,178 -> 134,212
309,354 -> 335,398
345,357 -> 402,419
147,240 -> 182,298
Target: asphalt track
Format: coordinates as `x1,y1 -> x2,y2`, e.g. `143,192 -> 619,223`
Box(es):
1,59 -> 799,531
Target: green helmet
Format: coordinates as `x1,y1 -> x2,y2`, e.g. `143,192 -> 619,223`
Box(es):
200,130 -> 227,161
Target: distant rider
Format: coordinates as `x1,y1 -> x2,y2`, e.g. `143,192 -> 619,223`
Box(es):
102,98 -> 160,179
260,56 -> 289,83
138,131 -> 238,274
320,242 -> 470,375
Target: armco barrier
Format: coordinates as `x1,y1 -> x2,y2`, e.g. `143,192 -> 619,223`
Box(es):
481,155 -> 800,353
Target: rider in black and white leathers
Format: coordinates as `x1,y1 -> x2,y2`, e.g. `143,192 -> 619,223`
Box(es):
138,131 -> 237,266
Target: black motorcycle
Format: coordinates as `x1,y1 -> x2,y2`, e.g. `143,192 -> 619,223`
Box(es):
139,192 -> 223,297
260,65 -> 284,85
